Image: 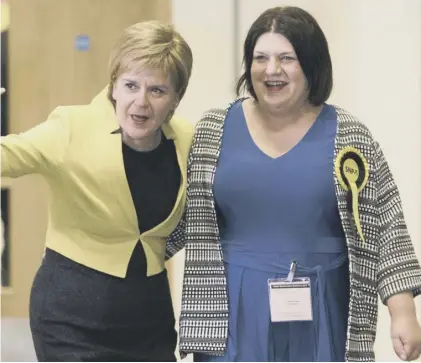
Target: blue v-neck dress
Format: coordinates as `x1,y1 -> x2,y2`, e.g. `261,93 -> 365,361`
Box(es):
195,101 -> 350,362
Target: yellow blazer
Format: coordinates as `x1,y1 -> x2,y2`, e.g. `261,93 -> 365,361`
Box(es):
1,88 -> 193,277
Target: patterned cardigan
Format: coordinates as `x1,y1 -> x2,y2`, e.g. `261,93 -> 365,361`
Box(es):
166,101 -> 421,361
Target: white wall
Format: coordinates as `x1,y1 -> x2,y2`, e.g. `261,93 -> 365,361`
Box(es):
171,0 -> 237,122
171,0 -> 421,361
319,2 -> 421,361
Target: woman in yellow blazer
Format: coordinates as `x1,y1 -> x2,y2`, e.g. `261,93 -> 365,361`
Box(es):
1,21 -> 193,362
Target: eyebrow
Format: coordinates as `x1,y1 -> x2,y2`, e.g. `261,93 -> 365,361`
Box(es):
254,51 -> 294,56
121,78 -> 169,89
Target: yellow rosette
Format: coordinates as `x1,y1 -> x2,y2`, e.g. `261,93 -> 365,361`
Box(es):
335,147 -> 369,245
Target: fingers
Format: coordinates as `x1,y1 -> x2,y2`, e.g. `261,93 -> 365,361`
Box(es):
405,343 -> 421,361
393,337 -> 408,361
0,87 -> 5,95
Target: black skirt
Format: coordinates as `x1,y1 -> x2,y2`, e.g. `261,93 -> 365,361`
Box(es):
29,244 -> 177,362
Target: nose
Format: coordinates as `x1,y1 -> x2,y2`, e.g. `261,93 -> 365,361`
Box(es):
134,89 -> 149,108
266,56 -> 281,76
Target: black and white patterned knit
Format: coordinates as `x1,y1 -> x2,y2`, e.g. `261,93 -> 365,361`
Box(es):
165,101 -> 421,362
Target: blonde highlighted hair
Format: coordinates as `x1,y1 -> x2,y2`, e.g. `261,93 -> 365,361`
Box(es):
107,20 -> 193,105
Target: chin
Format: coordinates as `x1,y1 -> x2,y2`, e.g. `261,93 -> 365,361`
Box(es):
127,129 -> 154,141
263,97 -> 286,108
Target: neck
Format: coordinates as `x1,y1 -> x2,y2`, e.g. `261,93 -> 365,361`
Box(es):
122,129 -> 162,152
251,99 -> 323,130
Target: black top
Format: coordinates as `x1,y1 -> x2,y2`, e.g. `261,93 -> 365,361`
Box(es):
122,135 -> 181,234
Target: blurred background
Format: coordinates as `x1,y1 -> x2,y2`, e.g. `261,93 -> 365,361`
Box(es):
1,0 -> 420,361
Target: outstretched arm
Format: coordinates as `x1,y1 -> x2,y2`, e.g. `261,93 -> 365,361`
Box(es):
1,106 -> 71,178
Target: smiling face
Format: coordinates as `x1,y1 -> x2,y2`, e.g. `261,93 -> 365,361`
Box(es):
112,66 -> 178,147
251,32 -> 309,113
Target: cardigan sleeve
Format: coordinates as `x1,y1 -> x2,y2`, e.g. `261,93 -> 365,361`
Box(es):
165,209 -> 187,260
164,118 -> 196,260
1,106 -> 71,178
165,141 -> 194,260
374,140 -> 421,303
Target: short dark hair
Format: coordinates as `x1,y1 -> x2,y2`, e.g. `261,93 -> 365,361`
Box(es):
236,6 -> 333,106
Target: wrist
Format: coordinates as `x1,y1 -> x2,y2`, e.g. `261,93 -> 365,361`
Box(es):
387,291 -> 416,320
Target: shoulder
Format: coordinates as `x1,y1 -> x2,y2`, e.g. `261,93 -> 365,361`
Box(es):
49,86 -> 110,124
66,87 -> 115,131
51,104 -> 100,137
196,99 -> 243,130
43,104 -> 90,134
332,104 -> 374,140
169,116 -> 194,135
330,104 -> 382,167
52,104 -> 91,120
200,107 -> 229,123
167,116 -> 194,152
43,91 -> 113,141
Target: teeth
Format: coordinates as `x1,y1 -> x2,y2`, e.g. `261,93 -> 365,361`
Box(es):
265,81 -> 286,86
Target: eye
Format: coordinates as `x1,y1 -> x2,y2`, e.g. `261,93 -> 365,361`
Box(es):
125,82 -> 137,90
151,87 -> 165,96
253,55 -> 267,62
280,56 -> 296,62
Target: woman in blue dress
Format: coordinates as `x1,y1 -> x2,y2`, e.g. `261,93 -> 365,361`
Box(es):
173,6 -> 421,362
193,99 -> 350,361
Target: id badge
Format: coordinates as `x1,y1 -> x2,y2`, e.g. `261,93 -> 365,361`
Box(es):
268,277 -> 313,322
